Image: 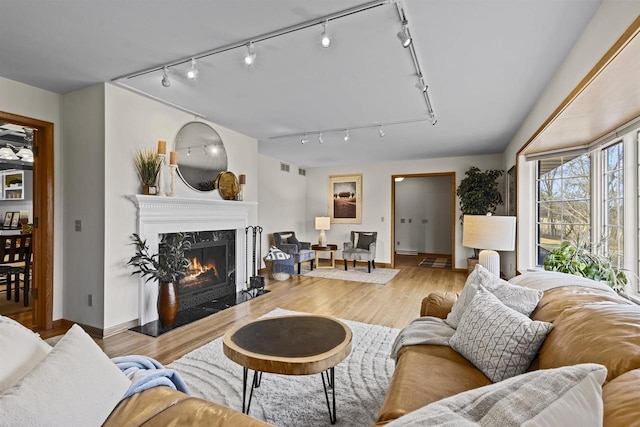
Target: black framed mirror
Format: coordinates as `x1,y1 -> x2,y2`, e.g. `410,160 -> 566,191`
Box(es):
174,121 -> 228,192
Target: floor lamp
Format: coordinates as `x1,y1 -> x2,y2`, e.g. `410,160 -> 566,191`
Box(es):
462,214 -> 516,277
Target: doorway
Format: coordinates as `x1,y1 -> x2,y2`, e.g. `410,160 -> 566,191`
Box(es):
0,111 -> 54,330
391,173 -> 456,269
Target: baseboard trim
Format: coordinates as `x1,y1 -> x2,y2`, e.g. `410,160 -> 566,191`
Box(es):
55,318 -> 137,339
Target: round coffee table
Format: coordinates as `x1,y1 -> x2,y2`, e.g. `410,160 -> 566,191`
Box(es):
311,244 -> 338,269
223,314 -> 352,424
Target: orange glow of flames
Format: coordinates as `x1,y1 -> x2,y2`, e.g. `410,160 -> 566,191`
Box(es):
185,257 -> 218,280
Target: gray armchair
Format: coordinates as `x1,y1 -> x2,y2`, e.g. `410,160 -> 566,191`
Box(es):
343,231 -> 377,273
273,231 -> 315,274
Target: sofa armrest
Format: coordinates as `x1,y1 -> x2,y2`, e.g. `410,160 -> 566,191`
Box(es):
278,243 -> 299,255
299,241 -> 311,250
343,241 -> 354,251
420,292 -> 459,319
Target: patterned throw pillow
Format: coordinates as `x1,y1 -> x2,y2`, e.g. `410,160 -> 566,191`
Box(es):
450,286 -> 553,382
356,233 -> 375,249
445,264 -> 543,329
264,246 -> 291,260
385,363 -> 607,427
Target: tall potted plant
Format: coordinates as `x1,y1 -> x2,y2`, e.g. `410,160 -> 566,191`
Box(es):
133,149 -> 162,195
128,232 -> 191,327
456,167 -> 504,271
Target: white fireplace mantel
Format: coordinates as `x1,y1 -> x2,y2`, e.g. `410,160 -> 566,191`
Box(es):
129,195 -> 258,325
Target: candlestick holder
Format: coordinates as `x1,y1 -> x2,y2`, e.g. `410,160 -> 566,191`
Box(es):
168,165 -> 177,197
157,153 -> 166,196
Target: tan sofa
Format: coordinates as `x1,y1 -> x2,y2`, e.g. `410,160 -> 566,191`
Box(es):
375,272 -> 640,426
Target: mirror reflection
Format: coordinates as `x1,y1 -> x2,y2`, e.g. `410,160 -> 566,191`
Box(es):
174,122 -> 227,192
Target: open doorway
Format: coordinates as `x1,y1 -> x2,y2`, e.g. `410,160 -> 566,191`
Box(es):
0,111 -> 54,330
391,173 -> 456,269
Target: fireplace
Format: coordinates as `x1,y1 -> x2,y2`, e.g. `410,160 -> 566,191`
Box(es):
162,229 -> 236,311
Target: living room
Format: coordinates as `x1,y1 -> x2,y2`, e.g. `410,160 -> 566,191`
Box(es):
1,1 -> 640,426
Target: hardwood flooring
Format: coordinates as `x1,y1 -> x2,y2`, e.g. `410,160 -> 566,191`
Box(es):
8,263 -> 466,364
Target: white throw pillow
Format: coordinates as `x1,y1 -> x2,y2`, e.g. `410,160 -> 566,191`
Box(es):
445,264 -> 543,329
385,363 -> 607,427
0,315 -> 51,392
0,324 -> 131,427
450,286 -> 553,382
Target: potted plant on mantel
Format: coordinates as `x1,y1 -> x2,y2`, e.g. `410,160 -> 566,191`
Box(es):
133,148 -> 162,195
128,232 -> 191,327
456,166 -> 504,272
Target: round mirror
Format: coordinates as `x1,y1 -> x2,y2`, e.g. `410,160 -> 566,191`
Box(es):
173,122 -> 228,192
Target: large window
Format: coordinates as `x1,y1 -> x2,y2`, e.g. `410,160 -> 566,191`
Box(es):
536,154 -> 590,265
603,142 -> 624,267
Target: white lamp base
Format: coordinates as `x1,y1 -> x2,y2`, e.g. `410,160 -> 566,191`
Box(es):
318,229 -> 327,247
479,249 -> 500,277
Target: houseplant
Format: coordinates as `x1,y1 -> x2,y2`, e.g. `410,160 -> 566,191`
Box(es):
456,166 -> 504,270
543,240 -> 627,294
133,148 -> 163,195
128,232 -> 191,327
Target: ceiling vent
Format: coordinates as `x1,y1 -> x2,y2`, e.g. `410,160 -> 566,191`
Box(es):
280,162 -> 290,172
298,168 -> 306,176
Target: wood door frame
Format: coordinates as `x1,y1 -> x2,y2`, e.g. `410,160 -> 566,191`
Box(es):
0,110 -> 54,330
391,172 -> 456,269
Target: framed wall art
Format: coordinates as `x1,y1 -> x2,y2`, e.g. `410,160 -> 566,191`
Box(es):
328,174 -> 362,224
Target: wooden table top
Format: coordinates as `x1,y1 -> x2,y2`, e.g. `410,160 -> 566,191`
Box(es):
311,244 -> 338,251
223,314 -> 352,375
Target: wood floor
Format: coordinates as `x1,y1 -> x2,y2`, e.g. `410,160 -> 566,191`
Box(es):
9,260 -> 466,364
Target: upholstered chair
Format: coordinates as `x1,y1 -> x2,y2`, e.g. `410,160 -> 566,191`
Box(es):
273,231 -> 315,274
342,231 -> 377,273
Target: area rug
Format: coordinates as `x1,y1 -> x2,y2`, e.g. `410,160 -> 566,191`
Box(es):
168,308 -> 399,426
418,256 -> 452,269
302,267 -> 400,285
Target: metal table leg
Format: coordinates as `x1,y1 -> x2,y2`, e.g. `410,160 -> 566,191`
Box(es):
321,367 -> 336,424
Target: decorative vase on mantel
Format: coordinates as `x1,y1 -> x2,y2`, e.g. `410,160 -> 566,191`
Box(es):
158,281 -> 179,328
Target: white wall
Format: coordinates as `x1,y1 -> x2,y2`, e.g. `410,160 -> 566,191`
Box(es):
62,85 -> 106,328
303,154 -> 503,270
0,76 -> 64,320
503,1 -> 640,274
257,154 -> 308,260
395,176 -> 452,254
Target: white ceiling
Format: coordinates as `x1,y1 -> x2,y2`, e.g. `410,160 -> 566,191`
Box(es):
0,0 -> 602,168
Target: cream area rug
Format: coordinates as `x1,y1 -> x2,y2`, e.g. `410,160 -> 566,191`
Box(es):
302,266 -> 400,285
167,308 -> 399,426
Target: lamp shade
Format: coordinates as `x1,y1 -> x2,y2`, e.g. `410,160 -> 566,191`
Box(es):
462,215 -> 516,251
315,216 -> 330,231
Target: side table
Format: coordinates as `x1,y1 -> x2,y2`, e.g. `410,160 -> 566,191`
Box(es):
311,244 -> 338,269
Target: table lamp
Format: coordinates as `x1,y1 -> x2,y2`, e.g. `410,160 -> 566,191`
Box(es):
462,214 -> 516,277
315,216 -> 330,247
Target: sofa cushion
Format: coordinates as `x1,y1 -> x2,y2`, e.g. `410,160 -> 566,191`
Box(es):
385,363 -> 606,427
538,301 -> 640,382
0,315 -> 51,392
445,264 -> 542,329
450,286 -> 553,382
0,324 -> 131,427
376,346 -> 491,424
602,368 -> 640,427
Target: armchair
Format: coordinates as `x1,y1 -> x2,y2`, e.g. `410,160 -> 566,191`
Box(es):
273,231 -> 315,274
342,231 -> 377,273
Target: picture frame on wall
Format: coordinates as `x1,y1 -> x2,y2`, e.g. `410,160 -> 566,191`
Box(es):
506,166 -> 516,216
328,174 -> 362,224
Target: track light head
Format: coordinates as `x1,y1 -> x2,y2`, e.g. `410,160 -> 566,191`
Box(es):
244,42 -> 256,66
429,112 -> 437,125
301,134 -> 309,144
318,133 -> 324,144
378,125 -> 385,137
187,147 -> 191,156
397,26 -> 412,48
161,67 -> 171,87
187,58 -> 198,79
343,130 -> 349,142
321,21 -> 331,48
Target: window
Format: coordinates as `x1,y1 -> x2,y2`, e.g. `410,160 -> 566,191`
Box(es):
536,154 -> 590,265
603,142 -> 624,268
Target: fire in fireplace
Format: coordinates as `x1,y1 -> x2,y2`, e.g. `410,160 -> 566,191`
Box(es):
162,229 -> 236,311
